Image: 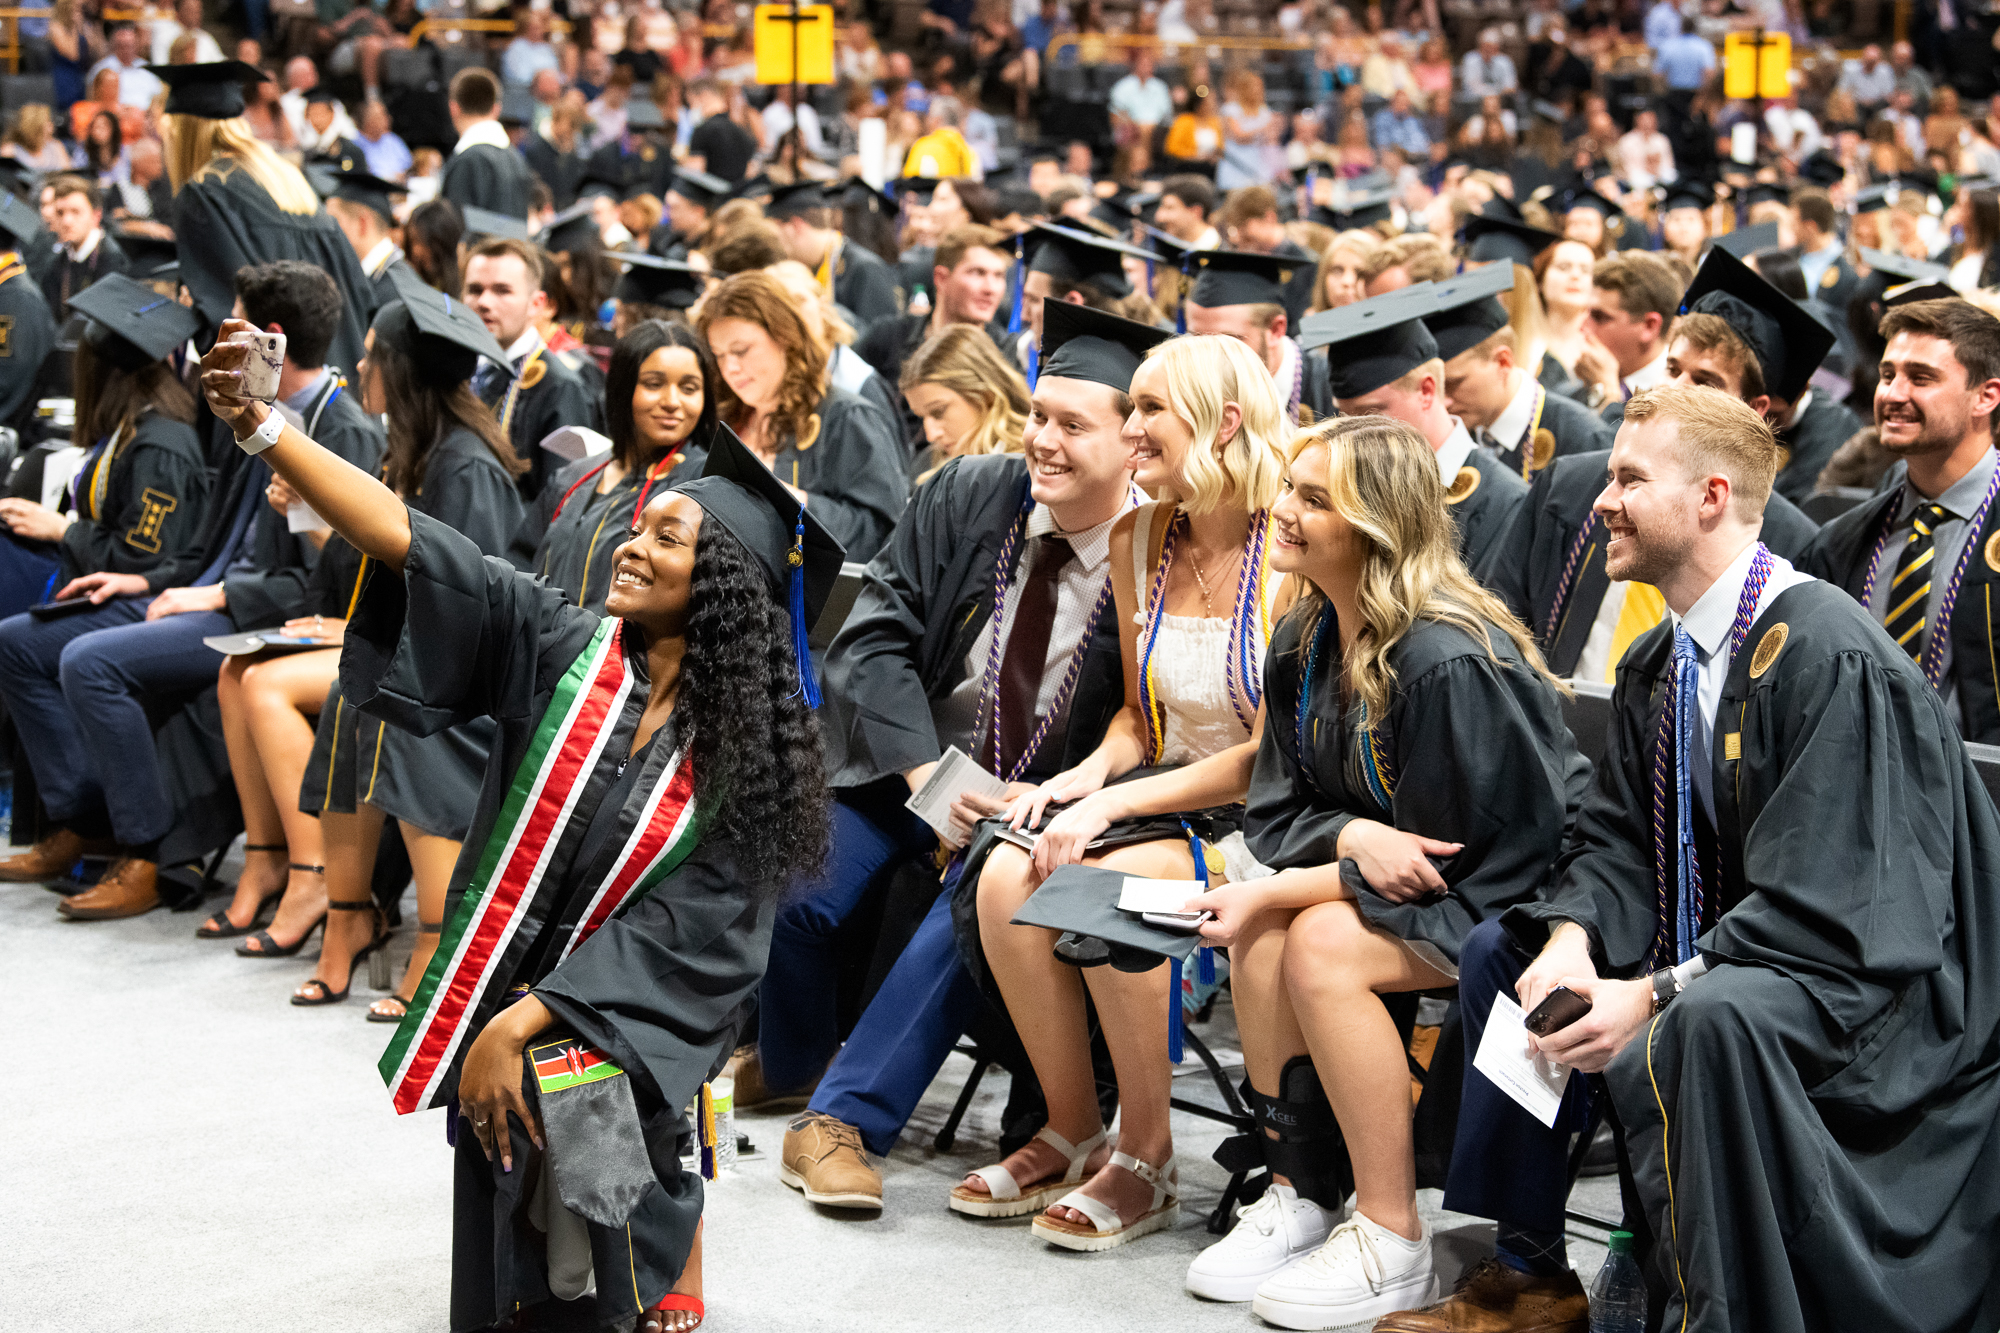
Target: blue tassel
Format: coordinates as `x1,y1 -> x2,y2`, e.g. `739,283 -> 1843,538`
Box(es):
1198,945 -> 1214,986
1007,241 -> 1025,335
1025,338 -> 1038,391
1168,956 -> 1184,1065
1174,282 -> 1187,335
788,517 -> 821,709
1145,257 -> 1156,299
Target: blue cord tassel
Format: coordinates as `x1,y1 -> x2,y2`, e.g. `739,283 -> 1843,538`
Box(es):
789,517 -> 821,709
1168,955 -> 1184,1065
1007,242 -> 1025,335
1025,338 -> 1038,391
1198,945 -> 1214,985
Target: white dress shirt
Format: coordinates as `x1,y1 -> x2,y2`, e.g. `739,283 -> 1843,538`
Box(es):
1623,349 -> 1669,399
1435,419 -> 1476,481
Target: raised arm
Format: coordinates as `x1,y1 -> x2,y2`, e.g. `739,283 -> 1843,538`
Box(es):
200,317 -> 414,572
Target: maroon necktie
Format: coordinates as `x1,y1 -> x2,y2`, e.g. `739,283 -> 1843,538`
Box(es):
986,534 -> 1072,774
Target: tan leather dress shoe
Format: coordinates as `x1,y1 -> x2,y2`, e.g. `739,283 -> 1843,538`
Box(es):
0,828 -> 111,883
726,1045 -> 820,1112
1373,1258 -> 1589,1333
777,1112 -> 882,1210
56,858 -> 160,920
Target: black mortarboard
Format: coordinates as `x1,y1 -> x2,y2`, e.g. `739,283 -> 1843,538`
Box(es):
667,167 -> 730,210
839,178 -> 897,213
1187,248 -> 1302,310
461,205 -> 529,241
1026,222 -> 1156,300
675,424 -> 845,704
537,199 -> 599,253
328,168 -> 405,224
1298,285 -> 1441,399
1852,184 -> 1894,215
624,97 -> 665,132
1884,277 -> 1957,306
305,86 -> 339,107
113,226 -> 177,277
1740,182 -> 1788,210
151,60 -> 270,120
896,177 -> 941,205
1563,190 -> 1621,220
0,156 -> 42,198
1038,300 -> 1171,393
1661,178 -> 1714,213
1799,151 -> 1845,188
1710,220 -> 1781,258
765,179 -> 834,220
1861,247 -> 1949,284
499,87 -> 534,127
375,266 -> 510,388
620,180 -> 662,204
1461,212 -> 1560,266
1011,865 -> 1204,965
1677,245 -> 1833,404
0,188 -> 43,246
1311,184 -> 1394,230
732,174 -> 775,204
68,272 -> 200,369
612,250 -> 707,309
1422,262 -> 1514,362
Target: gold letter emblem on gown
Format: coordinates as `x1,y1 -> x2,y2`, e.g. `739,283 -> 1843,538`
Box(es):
1749,623 -> 1788,679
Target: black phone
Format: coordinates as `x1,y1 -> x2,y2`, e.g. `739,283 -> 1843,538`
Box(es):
1524,985 -> 1593,1037
27,597 -> 95,620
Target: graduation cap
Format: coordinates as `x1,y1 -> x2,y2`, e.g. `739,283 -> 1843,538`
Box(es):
1422,261 -> 1514,362
150,60 -> 271,120
1884,277 -> 1959,306
1677,244 -> 1834,404
0,155 -> 42,199
838,177 -> 897,214
1460,211 -> 1560,267
1563,189 -> 1621,221
765,179 -> 834,220
1298,285 -> 1441,399
1038,299 -> 1171,393
305,86 -> 340,108
326,168 -> 405,225
1798,151 -> 1845,189
68,271 -> 200,370
620,180 -> 662,204
1187,248 -> 1302,310
1861,247 -> 1949,284
1710,220 -> 1781,258
1311,184 -> 1394,230
461,205 -> 529,242
537,199 -> 599,254
499,86 -> 534,128
624,97 -> 666,132
1010,865 -> 1204,967
667,167 -> 730,211
1740,182 -> 1789,210
0,188 -> 42,247
732,175 -> 776,204
1660,178 -> 1715,213
612,250 -> 707,310
113,226 -> 177,277
674,424 -> 845,705
1851,183 -> 1895,216
1026,222 -> 1157,300
375,265 -> 510,388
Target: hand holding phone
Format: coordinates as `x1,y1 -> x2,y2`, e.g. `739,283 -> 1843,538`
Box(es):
1524,985 -> 1592,1037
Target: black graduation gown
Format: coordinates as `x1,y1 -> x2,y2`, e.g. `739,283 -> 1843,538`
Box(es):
174,169 -> 375,378
1300,347 -> 1334,424
820,451 -> 1122,791
831,238 -> 901,329
478,344 -> 605,502
1797,465 -> 2000,743
1773,393 -> 1863,504
521,132 -> 587,210
1807,248 -> 1859,317
853,312 -> 1014,450
1504,580 -> 2000,1333
0,254 -> 55,435
301,427 -> 522,839
1246,607 -> 1588,959
1479,382 -> 1613,483
509,443 -> 710,613
1447,446 -> 1528,575
343,509 -> 773,1332
58,411 -> 206,581
1536,352 -> 1592,404
583,139 -> 673,204
441,142 -> 534,220
1478,448 -> 1820,677
366,251 -> 418,322
1270,238 -> 1318,333
40,230 -> 127,321
754,387 -> 906,562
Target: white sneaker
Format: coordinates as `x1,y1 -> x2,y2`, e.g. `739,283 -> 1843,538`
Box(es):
1185,1183 -> 1338,1302
1250,1212 -> 1437,1330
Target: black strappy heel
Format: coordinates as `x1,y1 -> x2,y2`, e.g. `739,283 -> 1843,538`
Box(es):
293,899 -> 390,1006
368,919 -> 442,1023
195,844 -> 288,939
235,862 -> 327,958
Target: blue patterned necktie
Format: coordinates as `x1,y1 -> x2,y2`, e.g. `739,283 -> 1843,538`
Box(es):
1669,625 -> 1702,964
472,360 -> 505,403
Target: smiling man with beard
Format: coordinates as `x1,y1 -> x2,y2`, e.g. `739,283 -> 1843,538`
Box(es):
1799,297 -> 2000,741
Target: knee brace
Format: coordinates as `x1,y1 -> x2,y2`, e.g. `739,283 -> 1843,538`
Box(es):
1213,1055 -> 1354,1211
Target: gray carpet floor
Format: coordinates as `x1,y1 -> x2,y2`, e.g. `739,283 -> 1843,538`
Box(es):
3,849 -> 1617,1333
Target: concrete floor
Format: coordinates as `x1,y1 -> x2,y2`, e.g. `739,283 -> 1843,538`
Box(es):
3,848 -> 1617,1333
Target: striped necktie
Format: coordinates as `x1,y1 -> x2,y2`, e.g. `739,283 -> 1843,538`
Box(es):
1884,502 -> 1951,660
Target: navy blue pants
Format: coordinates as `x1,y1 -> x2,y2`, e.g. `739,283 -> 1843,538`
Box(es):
758,785 -> 980,1156
0,532 -> 61,622
1441,917 -> 1593,1233
0,601 -> 232,846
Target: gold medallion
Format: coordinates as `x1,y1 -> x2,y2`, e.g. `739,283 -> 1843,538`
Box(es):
1820,266 -> 1840,290
1445,466 -> 1480,504
519,358 -> 548,389
1530,427 -> 1557,471
1985,529 -> 2000,573
1775,445 -> 1792,473
1749,623 -> 1788,679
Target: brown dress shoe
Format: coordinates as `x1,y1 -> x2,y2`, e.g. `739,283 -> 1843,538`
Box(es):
56,858 -> 160,920
1373,1258 -> 1589,1333
0,828 -> 112,883
777,1112 -> 882,1210
726,1044 -> 820,1112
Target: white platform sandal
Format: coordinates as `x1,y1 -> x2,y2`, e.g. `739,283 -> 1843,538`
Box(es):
1031,1151 -> 1179,1252
948,1125 -> 1110,1218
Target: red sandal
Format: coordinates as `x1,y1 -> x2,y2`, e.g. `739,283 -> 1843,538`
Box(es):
637,1294 -> 704,1331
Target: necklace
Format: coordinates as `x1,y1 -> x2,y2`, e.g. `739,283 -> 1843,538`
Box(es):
1184,539 -> 1244,616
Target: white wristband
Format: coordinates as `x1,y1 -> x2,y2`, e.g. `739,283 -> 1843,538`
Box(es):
237,408 -> 284,456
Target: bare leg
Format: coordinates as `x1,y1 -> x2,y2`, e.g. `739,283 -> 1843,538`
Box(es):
1229,903 -> 1312,1185
658,1217 -> 703,1331
397,819 -> 461,995
209,655 -> 288,928
239,650 -> 341,952
1281,899 -> 1452,1241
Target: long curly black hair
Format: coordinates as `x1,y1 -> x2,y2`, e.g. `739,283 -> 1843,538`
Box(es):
677,517 -> 829,893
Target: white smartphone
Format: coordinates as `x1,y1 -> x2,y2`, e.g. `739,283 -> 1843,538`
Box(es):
1141,910 -> 1213,931
232,330 -> 287,403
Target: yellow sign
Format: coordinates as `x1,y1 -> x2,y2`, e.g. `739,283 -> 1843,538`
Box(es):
754,4 -> 835,85
1723,30 -> 1791,100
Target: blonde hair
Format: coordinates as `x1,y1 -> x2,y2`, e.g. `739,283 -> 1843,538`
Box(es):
1143,334 -> 1287,516
1621,382 -> 1782,518
1309,229 -> 1381,315
1294,414 -> 1563,722
900,323 -> 1030,467
162,113 -> 319,213
1359,232 -> 1452,285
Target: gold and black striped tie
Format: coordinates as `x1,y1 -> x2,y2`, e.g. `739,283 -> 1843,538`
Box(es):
1884,502 -> 1951,659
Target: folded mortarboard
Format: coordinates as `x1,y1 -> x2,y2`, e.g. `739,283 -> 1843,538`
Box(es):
150,60 -> 270,120
1010,865 -> 1205,965
1677,243 -> 1834,403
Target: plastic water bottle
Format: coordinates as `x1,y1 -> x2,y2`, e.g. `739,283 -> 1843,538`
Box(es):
1588,1230 -> 1647,1333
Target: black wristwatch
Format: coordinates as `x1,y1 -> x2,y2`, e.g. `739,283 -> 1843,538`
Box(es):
1651,967 -> 1682,1015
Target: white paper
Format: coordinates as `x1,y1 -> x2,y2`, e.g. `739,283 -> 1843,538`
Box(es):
1472,994 -> 1571,1129
38,444 -> 83,512
286,500 -> 329,534
1118,877 -> 1205,916
540,426 -> 613,462
903,746 -> 1008,837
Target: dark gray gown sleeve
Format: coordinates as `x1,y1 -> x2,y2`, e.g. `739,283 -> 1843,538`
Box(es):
0,277 -> 54,428
59,422 -> 208,577
793,393 -> 907,562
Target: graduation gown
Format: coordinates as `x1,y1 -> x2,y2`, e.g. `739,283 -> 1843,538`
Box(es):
521,132 -> 587,210
1300,346 -> 1334,424
40,230 -> 127,321
1773,393 -> 1863,504
831,237 -> 901,329
366,250 -> 418,323
1446,447 -> 1529,575
1797,467 -> 2000,743
1479,448 -> 1820,677
754,387 -> 906,562
441,142 -> 534,220
1270,238 -> 1318,333
1246,607 -> 1589,961
1536,352 -> 1592,405
478,342 -> 605,502
347,509 -> 773,1332
1504,580 -> 2000,1333
174,168 -> 375,378
853,311 -> 1014,450
509,442 -> 710,613
0,252 -> 55,435
58,411 -> 206,581
1479,381 -> 1613,483
820,451 -> 1123,790
582,139 -> 672,204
